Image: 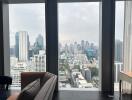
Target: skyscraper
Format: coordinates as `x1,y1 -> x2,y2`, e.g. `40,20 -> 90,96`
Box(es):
36,34 -> 44,49
10,46 -> 15,57
33,34 -> 44,54
15,32 -> 19,58
115,40 -> 123,62
81,40 -> 85,53
85,41 -> 89,50
18,31 -> 29,61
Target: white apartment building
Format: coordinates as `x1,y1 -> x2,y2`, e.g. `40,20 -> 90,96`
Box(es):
19,31 -> 29,61
10,62 -> 29,88
31,50 -> 46,72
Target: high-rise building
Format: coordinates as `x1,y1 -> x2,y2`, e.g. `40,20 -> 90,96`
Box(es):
10,46 -> 15,57
36,34 -> 44,49
18,31 -> 29,61
82,68 -> 91,81
115,40 -> 123,62
64,44 -> 68,53
86,48 -> 97,60
69,43 -> 74,54
85,41 -> 89,50
33,34 -> 44,54
28,48 -> 33,59
74,42 -> 78,54
15,32 -> 19,58
31,50 -> 46,72
81,40 -> 85,53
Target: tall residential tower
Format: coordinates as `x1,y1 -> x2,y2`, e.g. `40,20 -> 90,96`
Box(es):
15,31 -> 29,61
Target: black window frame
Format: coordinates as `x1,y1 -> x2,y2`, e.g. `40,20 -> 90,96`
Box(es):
0,0 -> 121,95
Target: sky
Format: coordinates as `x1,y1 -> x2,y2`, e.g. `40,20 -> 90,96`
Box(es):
9,4 -> 45,46
9,2 -> 124,47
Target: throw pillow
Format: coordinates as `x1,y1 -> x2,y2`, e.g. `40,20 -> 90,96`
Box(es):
17,78 -> 40,100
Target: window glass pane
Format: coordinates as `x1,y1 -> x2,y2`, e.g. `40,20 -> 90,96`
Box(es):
115,1 -> 132,93
58,2 -> 100,90
9,4 -> 46,89
114,1 -> 124,91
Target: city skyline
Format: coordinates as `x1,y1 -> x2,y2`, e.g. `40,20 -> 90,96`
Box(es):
9,2 -> 124,46
10,31 -> 123,48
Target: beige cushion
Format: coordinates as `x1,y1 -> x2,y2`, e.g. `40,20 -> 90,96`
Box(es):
17,78 -> 40,100
34,77 -> 54,100
41,72 -> 54,87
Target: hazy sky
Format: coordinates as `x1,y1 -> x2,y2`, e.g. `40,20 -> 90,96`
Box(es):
9,2 -> 124,46
9,4 -> 45,46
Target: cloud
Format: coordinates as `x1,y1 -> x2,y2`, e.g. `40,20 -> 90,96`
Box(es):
59,3 -> 99,45
9,3 -> 45,46
9,2 -> 124,46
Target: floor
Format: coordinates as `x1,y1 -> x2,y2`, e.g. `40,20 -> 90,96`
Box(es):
53,90 -> 132,100
0,90 -> 131,100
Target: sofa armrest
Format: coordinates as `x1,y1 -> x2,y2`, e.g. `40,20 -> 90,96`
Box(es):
21,72 -> 46,90
48,75 -> 57,100
34,75 -> 57,100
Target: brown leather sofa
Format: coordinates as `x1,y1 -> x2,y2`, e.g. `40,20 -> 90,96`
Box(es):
8,72 -> 57,100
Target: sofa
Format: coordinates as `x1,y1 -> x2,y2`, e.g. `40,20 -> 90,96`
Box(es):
8,72 -> 57,100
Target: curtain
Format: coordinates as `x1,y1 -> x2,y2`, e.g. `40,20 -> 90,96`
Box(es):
123,1 -> 132,94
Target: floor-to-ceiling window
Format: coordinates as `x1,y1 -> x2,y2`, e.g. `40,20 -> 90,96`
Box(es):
2,0 -> 119,95
115,1 -> 132,93
58,2 -> 100,90
114,1 -> 124,91
9,4 -> 46,89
